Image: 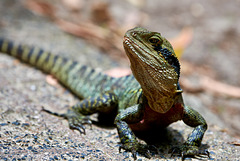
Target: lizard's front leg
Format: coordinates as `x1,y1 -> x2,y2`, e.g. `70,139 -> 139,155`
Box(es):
43,92 -> 118,134
114,103 -> 150,159
179,105 -> 209,159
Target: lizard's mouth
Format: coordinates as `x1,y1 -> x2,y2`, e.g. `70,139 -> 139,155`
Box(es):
123,37 -> 147,60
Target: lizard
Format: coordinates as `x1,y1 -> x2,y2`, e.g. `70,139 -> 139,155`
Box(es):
0,27 -> 209,160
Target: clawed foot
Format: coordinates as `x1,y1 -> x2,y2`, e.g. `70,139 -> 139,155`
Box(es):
119,142 -> 154,160
42,107 -> 92,134
66,109 -> 92,134
171,144 -> 210,160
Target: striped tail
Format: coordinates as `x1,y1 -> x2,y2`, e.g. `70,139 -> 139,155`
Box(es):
0,38 -> 66,74
0,38 -> 114,98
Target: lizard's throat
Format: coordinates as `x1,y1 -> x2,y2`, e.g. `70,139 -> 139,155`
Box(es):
143,88 -> 175,113
130,63 -> 176,113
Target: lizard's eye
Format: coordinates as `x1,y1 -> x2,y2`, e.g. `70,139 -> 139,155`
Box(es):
149,36 -> 162,44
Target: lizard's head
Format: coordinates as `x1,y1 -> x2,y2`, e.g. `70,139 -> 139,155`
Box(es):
123,27 -> 181,113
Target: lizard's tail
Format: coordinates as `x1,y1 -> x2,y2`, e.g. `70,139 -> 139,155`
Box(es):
0,38 -> 71,74
0,38 -> 114,98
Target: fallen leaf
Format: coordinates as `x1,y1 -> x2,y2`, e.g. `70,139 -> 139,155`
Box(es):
201,75 -> 240,98
46,75 -> 59,86
24,0 -> 55,18
62,0 -> 83,12
170,27 -> 193,59
13,59 -> 20,65
104,68 -> 132,78
91,1 -> 113,26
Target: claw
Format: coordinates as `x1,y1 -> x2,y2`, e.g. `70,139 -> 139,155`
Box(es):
69,122 -> 86,134
171,148 -> 176,157
171,144 -> 210,160
149,145 -> 160,155
205,150 -> 210,158
119,144 -> 125,153
68,115 -> 92,134
181,151 -> 185,161
196,149 -> 210,158
81,116 -> 92,129
118,144 -> 137,160
144,149 -> 151,159
131,149 -> 137,160
118,142 -> 152,160
202,149 -> 210,157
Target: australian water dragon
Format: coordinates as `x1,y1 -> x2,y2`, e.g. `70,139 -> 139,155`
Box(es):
0,27 -> 209,159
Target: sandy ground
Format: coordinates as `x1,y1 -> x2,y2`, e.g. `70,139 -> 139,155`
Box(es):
0,0 -> 240,160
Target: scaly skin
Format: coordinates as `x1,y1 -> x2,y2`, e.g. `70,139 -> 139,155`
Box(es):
0,27 -> 209,160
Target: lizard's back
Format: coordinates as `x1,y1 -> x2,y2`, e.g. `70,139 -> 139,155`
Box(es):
0,38 -> 141,109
